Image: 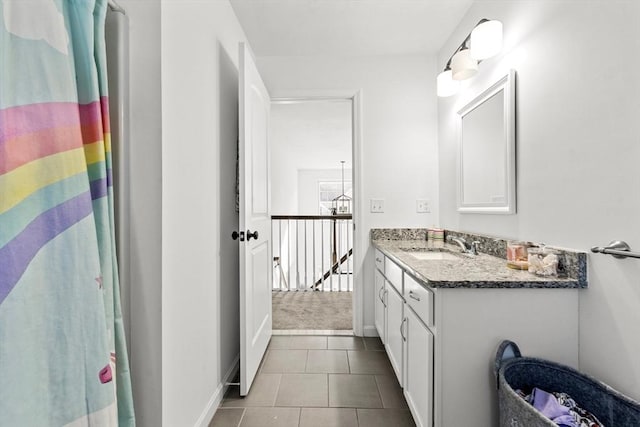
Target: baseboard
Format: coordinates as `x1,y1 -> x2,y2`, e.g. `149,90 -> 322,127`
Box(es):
194,354 -> 240,427
363,325 -> 379,337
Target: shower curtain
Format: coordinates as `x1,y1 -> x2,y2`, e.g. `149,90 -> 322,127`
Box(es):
0,0 -> 135,425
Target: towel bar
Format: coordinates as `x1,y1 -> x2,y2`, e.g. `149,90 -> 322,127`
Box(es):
590,240 -> 640,259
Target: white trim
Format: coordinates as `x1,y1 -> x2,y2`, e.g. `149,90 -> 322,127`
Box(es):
196,355 -> 240,427
456,69 -> 516,214
351,91 -> 364,337
272,97 -> 352,104
271,90 -> 364,336
363,325 -> 379,337
273,329 -> 354,336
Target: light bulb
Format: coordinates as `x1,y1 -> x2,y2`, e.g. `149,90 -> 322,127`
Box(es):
451,49 -> 478,81
470,20 -> 503,60
437,70 -> 460,97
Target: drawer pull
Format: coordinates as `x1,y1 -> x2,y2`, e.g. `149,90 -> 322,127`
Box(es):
400,317 -> 407,342
409,291 -> 421,302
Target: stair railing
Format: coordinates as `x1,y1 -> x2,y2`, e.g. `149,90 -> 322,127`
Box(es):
271,214 -> 353,291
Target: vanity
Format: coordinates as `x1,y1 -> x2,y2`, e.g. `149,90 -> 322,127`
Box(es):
371,229 -> 587,427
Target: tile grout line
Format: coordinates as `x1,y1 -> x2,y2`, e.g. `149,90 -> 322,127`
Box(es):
272,373 -> 283,407
236,408 -> 246,427
373,375 -> 384,409
326,373 -> 330,409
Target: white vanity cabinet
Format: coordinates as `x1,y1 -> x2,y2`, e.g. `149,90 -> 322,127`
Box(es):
374,250 -> 405,387
383,256 -> 405,386
385,282 -> 405,386
372,247 -> 579,427
404,304 -> 434,427
403,272 -> 435,427
374,249 -> 385,273
374,268 -> 386,344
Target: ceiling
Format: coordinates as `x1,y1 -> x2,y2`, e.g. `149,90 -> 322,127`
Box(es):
230,0 -> 474,57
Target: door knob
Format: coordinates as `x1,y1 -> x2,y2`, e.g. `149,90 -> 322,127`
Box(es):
232,231 -> 245,241
246,230 -> 259,241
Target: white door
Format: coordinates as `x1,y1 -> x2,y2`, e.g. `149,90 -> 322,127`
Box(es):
385,284 -> 405,387
238,42 -> 272,396
404,307 -> 434,427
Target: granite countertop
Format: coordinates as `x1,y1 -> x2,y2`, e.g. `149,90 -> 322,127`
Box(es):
373,239 -> 585,289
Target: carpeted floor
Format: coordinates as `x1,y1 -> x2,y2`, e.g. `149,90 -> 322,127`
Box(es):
272,291 -> 352,330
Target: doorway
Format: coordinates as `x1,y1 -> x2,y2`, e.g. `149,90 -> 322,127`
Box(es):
269,98 -> 357,334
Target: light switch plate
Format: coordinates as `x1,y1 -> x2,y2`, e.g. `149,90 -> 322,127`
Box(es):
370,199 -> 384,213
416,199 -> 431,213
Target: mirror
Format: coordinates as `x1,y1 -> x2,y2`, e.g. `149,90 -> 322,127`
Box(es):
457,70 -> 516,214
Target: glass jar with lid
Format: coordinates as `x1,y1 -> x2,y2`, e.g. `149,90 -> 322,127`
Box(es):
506,241 -> 530,270
528,246 -> 560,276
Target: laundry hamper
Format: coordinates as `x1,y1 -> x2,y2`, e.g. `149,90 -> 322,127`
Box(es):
495,340 -> 640,427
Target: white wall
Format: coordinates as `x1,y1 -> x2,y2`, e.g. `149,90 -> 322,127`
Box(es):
161,1 -> 247,425
271,101 -> 352,215
258,55 -> 440,334
438,0 -> 640,399
114,2 -> 163,426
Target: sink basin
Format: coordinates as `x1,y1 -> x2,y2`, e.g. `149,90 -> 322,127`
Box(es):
406,251 -> 460,261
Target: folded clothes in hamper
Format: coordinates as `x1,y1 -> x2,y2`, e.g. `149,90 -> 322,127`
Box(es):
517,387 -> 604,427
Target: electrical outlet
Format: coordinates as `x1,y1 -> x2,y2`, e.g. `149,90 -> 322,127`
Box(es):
370,199 -> 384,213
416,199 -> 431,213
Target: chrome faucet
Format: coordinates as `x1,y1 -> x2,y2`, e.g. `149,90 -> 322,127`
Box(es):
447,235 -> 468,252
446,235 -> 480,255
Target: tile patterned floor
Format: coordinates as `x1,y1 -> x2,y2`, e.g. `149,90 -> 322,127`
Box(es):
211,336 -> 416,427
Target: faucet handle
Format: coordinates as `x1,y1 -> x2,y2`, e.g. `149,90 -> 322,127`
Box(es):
471,241 -> 481,255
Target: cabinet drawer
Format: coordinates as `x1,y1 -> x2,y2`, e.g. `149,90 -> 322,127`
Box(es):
374,249 -> 385,273
404,273 -> 434,327
384,257 -> 403,294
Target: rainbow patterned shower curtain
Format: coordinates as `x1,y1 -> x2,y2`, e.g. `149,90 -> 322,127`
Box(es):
0,0 -> 134,425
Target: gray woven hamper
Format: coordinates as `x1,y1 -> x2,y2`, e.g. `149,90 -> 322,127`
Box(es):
495,340 -> 640,427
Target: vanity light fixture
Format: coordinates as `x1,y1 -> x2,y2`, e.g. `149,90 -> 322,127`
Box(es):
436,69 -> 460,97
437,18 -> 503,97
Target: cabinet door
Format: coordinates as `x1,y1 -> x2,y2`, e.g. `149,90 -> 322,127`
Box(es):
374,269 -> 386,343
404,307 -> 434,427
385,284 -> 404,387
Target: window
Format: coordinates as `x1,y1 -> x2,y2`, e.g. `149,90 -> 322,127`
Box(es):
318,181 -> 352,214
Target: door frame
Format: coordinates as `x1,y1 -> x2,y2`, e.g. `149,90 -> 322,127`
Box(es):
270,91 -> 364,336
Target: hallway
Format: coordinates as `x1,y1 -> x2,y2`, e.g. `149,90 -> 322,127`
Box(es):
210,336 -> 415,427
272,292 -> 353,331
